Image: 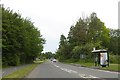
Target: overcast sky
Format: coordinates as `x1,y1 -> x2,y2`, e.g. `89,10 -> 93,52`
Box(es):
1,0 -> 119,53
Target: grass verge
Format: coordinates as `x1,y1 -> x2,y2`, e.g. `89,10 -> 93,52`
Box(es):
3,64 -> 38,78
63,60 -> 120,72
2,60 -> 44,79
75,62 -> 119,71
74,62 -> 94,67
77,62 -> 120,71
102,64 -> 120,71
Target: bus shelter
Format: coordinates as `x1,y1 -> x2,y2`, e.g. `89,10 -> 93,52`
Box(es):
92,49 -> 109,67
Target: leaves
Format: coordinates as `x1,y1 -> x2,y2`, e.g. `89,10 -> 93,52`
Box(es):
56,12 -> 114,61
2,6 -> 45,66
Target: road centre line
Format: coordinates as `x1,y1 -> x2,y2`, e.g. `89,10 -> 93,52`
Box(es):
79,74 -> 99,78
54,64 -> 59,67
53,64 -> 98,78
89,75 -> 99,78
53,63 -> 119,78
53,64 -> 78,74
60,67 -> 78,74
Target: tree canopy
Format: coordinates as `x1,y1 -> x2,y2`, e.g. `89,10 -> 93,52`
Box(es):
56,12 -> 119,62
2,6 -> 45,66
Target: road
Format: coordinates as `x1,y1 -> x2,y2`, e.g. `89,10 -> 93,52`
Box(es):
26,61 -> 119,78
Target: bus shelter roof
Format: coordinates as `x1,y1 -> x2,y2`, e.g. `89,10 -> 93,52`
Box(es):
92,49 -> 107,53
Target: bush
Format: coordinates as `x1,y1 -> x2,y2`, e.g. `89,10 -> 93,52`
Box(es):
58,56 -> 66,62
9,54 -> 20,66
2,57 -> 8,67
79,58 -> 94,63
63,58 -> 79,63
109,55 -> 120,64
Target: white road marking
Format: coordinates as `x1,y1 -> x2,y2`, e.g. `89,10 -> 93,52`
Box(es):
60,68 -> 78,74
79,67 -> 119,74
79,74 -> 99,78
54,64 -> 60,68
53,64 -> 78,74
53,64 -> 99,78
79,74 -> 86,78
89,75 -> 99,78
56,66 -> 60,68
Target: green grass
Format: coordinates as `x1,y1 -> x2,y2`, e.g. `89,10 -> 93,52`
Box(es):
74,61 -> 120,71
102,64 -> 120,71
75,62 -> 94,67
3,64 -> 38,78
63,59 -> 94,67
63,60 -> 120,72
2,60 -> 44,79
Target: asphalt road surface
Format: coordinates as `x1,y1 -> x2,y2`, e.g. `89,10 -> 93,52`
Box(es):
26,61 -> 119,78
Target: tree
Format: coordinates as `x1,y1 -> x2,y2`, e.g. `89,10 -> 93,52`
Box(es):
44,52 -> 53,59
56,34 -> 72,61
57,12 -> 111,62
88,12 -> 110,49
68,18 -> 88,46
109,29 -> 120,55
2,6 -> 45,66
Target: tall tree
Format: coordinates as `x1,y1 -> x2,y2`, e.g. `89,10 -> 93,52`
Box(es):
2,6 -> 45,66
57,12 -> 111,61
109,29 -> 120,55
87,12 -> 110,49
57,34 -> 72,61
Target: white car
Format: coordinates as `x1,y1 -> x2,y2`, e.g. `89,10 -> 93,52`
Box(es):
52,59 -> 57,62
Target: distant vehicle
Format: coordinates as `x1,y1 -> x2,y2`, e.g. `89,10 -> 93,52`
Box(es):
52,59 -> 57,62
50,58 -> 53,61
50,57 -> 54,61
